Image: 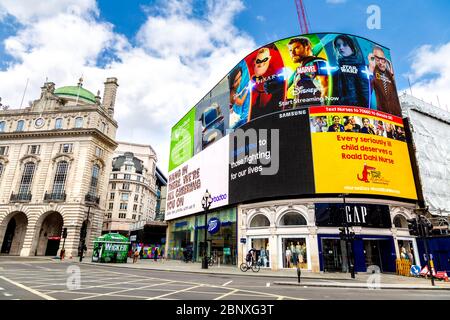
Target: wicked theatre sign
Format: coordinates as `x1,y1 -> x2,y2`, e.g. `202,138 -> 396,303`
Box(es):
315,203 -> 391,228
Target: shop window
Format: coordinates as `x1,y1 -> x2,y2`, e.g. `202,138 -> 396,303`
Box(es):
251,238 -> 270,268
249,214 -> 270,228
279,212 -> 307,226
282,238 -> 308,269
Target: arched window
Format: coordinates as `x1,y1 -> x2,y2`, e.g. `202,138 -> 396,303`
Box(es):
0,121 -> 5,132
75,117 -> 83,128
16,120 -> 25,132
249,214 -> 270,228
88,164 -> 100,196
19,162 -> 36,195
52,161 -> 68,195
393,215 -> 407,228
279,212 -> 307,226
55,118 -> 63,129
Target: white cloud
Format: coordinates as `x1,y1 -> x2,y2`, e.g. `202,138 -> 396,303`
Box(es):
404,42 -> 450,111
256,15 -> 265,22
0,0 -> 256,173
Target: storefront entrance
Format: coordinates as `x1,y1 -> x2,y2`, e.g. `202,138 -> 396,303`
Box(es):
321,238 -> 351,272
250,238 -> 270,268
319,235 -> 396,273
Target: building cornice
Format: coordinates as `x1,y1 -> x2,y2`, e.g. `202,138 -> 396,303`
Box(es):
0,128 -> 118,148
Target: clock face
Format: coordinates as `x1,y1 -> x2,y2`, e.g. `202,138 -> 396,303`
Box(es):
35,118 -> 45,128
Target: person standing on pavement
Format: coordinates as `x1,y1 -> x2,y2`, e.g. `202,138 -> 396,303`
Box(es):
133,249 -> 139,263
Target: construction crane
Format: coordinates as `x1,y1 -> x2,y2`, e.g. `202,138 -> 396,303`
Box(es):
294,0 -> 311,34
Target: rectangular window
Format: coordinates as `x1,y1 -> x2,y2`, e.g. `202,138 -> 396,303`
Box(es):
120,203 -> 128,210
113,174 -> 117,179
119,213 -> 126,219
95,147 -> 103,157
0,146 -> 9,156
109,202 -> 114,210
121,193 -> 129,201
136,176 -> 141,182
125,165 -> 132,172
124,174 -> 131,180
133,204 -> 138,212
132,214 -> 136,220
0,121 -> 6,132
122,183 -> 130,190
27,145 -> 41,155
134,194 -> 139,202
60,143 -> 73,153
75,117 -> 83,128
110,192 -> 115,200
135,185 -> 140,193
107,213 -> 112,219
55,118 -> 63,129
111,182 -> 116,190
19,162 -> 36,195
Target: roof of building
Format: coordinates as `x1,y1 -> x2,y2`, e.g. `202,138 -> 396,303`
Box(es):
156,166 -> 167,185
112,152 -> 144,174
400,93 -> 450,124
54,85 -> 97,104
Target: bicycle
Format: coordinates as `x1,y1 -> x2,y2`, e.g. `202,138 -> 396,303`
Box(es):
207,253 -> 218,267
239,258 -> 260,272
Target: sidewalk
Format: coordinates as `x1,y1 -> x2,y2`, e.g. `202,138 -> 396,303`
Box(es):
78,257 -> 450,291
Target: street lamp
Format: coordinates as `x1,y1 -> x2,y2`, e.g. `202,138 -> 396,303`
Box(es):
79,206 -> 91,262
339,193 -> 355,279
201,190 -> 213,269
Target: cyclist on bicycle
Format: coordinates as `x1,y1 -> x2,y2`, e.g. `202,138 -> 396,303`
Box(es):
246,248 -> 256,264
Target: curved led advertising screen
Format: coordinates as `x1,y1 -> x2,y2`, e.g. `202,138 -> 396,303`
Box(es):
166,32 -> 417,220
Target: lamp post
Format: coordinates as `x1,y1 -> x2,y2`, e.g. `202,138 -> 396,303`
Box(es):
339,194 -> 355,279
79,206 -> 91,262
201,190 -> 213,269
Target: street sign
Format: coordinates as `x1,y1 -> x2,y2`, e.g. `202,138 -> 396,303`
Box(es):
130,235 -> 137,242
240,238 -> 246,244
410,265 -> 421,276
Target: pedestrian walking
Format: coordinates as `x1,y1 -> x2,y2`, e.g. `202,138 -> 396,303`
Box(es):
133,249 -> 139,263
153,247 -> 159,262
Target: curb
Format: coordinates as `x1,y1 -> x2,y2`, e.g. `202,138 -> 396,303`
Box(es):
80,261 -> 434,284
273,281 -> 450,290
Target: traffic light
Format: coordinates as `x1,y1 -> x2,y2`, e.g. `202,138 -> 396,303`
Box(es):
62,227 -> 67,239
407,218 -> 419,236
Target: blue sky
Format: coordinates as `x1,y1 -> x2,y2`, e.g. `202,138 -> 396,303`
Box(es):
0,0 -> 449,172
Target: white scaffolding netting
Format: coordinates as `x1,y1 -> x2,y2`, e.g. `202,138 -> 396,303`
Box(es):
400,93 -> 450,217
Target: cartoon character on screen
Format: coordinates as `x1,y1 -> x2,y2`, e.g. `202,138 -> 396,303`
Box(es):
286,37 -> 329,109
247,46 -> 286,120
228,65 -> 250,129
368,46 -> 402,117
332,35 -> 370,108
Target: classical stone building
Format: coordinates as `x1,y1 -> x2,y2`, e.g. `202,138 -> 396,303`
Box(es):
0,78 -> 119,257
102,142 -> 158,235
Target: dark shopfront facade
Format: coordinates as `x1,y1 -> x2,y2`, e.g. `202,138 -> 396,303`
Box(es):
316,203 -> 398,273
166,207 -> 238,265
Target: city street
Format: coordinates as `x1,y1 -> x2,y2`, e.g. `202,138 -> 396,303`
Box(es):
0,258 -> 449,301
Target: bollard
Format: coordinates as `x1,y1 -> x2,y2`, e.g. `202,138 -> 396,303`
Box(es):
297,264 -> 301,283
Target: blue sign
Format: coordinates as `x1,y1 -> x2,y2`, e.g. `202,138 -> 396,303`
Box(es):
207,218 -> 220,235
410,265 -> 421,276
240,238 -> 246,244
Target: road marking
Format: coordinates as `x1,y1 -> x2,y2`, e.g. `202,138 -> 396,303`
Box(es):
266,282 -> 270,287
4,293 -> 13,297
76,280 -> 177,300
0,287 -> 3,290
0,276 -> 56,300
222,281 -> 233,286
147,284 -> 203,300
214,289 -> 239,300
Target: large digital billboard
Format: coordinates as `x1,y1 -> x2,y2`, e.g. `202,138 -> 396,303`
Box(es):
166,33 -> 417,220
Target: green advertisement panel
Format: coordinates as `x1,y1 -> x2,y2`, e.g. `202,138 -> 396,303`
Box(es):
169,107 -> 196,171
92,233 -> 130,263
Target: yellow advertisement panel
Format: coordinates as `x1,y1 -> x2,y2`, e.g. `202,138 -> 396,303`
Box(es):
310,106 -> 417,200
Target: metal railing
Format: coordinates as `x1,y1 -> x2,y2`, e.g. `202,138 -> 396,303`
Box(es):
44,192 -> 66,201
85,193 -> 100,205
10,192 -> 32,202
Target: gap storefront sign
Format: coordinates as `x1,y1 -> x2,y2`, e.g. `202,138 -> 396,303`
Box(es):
315,203 -> 391,228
